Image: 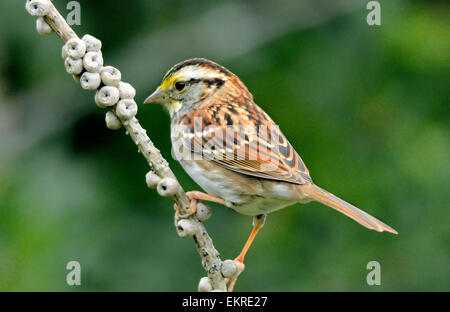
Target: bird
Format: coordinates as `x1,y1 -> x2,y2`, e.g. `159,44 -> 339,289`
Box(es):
144,58 -> 397,290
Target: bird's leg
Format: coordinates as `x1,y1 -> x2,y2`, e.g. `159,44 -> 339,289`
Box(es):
227,214 -> 266,292
176,191 -> 226,219
235,214 -> 266,263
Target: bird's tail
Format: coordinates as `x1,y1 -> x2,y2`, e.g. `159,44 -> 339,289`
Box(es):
303,184 -> 398,234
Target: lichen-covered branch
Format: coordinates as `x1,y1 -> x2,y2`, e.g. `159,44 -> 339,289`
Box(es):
25,0 -> 234,291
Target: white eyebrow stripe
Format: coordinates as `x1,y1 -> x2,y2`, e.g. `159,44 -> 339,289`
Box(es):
178,65 -> 228,81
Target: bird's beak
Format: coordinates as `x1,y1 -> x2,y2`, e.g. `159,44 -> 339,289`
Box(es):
144,87 -> 167,104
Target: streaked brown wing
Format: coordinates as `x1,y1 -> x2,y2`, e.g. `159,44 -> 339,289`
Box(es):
175,94 -> 312,185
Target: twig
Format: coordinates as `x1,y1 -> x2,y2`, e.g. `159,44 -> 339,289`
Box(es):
25,0 -> 230,291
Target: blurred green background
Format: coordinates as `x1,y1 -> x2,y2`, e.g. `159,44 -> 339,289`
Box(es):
0,0 -> 448,291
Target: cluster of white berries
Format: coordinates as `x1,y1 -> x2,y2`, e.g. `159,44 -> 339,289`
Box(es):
146,171 -> 180,198
26,0 -> 137,132
146,171 -> 210,236
60,35 -> 137,130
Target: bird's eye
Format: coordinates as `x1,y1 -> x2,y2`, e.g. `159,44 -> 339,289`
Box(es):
175,81 -> 186,91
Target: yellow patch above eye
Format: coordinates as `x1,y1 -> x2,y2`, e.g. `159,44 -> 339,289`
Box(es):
161,75 -> 178,90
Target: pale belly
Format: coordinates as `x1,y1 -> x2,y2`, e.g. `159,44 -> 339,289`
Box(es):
177,158 -> 306,216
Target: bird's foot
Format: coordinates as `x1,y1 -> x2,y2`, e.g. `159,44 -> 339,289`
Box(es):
176,191 -> 226,219
225,258 -> 246,292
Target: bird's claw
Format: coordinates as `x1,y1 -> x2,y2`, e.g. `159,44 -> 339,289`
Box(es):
175,196 -> 198,220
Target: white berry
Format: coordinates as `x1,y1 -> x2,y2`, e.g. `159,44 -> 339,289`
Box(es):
221,260 -> 237,278
156,177 -> 179,197
115,99 -> 137,120
64,57 -> 83,75
118,82 -> 136,99
26,0 -> 50,17
177,219 -> 196,238
83,51 -> 104,73
36,17 -> 53,35
82,34 -> 102,52
95,86 -> 120,108
80,72 -> 101,90
105,111 -> 122,130
198,277 -> 212,292
64,38 -> 86,59
145,171 -> 161,189
101,66 -> 121,87
195,202 -> 212,222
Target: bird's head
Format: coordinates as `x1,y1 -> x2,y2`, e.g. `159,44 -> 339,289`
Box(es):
144,58 -> 239,117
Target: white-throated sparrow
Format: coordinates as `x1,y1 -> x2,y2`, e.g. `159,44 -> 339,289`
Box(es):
144,58 -> 397,289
